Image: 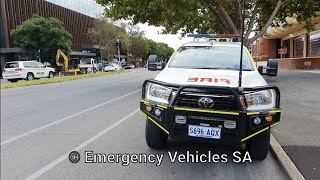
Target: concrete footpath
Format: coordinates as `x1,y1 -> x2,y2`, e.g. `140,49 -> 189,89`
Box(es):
265,70 -> 320,179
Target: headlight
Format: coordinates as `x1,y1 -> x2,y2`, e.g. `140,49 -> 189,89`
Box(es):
146,83 -> 172,105
244,90 -> 275,111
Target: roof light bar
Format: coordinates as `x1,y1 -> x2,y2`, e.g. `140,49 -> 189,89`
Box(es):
187,34 -> 240,38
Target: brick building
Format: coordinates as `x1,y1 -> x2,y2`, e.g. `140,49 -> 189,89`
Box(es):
251,15 -> 320,69
0,0 -> 102,71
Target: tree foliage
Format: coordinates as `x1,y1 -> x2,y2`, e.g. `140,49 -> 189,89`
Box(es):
88,17 -> 173,61
11,15 -> 72,64
88,17 -> 130,60
148,40 -> 174,60
126,24 -> 149,59
97,0 -> 320,45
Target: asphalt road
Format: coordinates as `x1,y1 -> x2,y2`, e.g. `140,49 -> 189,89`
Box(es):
0,68 -> 294,180
1,79 -> 9,84
265,70 -> 320,180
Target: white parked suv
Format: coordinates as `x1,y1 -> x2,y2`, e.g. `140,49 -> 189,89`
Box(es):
2,61 -> 55,83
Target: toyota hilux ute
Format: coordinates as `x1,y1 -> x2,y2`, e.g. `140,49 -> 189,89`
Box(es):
140,34 -> 281,160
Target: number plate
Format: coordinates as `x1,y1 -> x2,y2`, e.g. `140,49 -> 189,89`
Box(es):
188,125 -> 221,139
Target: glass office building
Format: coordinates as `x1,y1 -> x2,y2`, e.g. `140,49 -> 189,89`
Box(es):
0,0 -> 103,72
46,0 -> 104,18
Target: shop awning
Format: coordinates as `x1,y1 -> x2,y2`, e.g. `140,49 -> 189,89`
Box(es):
264,14 -> 320,39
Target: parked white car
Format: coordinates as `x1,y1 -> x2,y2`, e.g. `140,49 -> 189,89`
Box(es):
113,63 -> 122,70
123,64 -> 135,69
2,61 -> 55,83
104,65 -> 116,72
104,63 -> 122,72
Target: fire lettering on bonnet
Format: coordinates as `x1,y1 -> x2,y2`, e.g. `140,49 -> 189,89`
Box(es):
187,77 -> 231,84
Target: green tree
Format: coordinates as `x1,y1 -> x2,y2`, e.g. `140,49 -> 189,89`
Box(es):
11,15 -> 72,65
88,17 -> 130,61
96,0 -> 320,46
148,40 -> 174,60
126,24 -> 149,60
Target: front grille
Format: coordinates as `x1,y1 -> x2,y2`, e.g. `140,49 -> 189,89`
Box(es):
174,89 -> 239,111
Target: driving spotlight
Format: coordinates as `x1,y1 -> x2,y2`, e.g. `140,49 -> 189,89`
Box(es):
154,108 -> 162,116
253,117 -> 261,125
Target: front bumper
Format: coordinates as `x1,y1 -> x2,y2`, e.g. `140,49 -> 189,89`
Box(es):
140,79 -> 281,146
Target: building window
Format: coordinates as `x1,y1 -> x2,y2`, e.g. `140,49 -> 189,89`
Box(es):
309,30 -> 320,57
294,35 -> 304,58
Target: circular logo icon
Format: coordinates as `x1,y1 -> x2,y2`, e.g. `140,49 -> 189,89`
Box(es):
69,151 -> 80,163
198,97 -> 214,108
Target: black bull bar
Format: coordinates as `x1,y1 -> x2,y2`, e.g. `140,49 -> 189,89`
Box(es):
141,79 -> 281,144
142,79 -> 280,109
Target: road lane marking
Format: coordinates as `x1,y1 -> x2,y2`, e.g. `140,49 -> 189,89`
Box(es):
1,89 -> 141,146
302,70 -> 320,74
24,109 -> 140,180
104,80 -> 121,84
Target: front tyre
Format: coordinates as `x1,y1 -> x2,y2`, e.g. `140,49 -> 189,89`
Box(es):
48,71 -> 54,78
145,118 -> 168,149
26,73 -> 34,81
247,129 -> 270,160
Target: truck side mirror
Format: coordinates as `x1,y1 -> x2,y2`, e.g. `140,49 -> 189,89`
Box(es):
266,59 -> 278,76
161,62 -> 166,70
258,59 -> 278,76
258,66 -> 263,74
147,55 -> 158,71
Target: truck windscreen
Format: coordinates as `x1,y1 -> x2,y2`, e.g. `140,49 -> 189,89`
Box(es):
168,46 -> 254,71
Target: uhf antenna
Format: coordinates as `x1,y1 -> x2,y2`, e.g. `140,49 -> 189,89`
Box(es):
238,0 -> 246,87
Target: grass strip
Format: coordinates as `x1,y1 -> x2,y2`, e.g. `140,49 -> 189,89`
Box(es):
1,71 -> 127,89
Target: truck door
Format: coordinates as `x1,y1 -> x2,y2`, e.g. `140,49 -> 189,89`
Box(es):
91,59 -> 97,72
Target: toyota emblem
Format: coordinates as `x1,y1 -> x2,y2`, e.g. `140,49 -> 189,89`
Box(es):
198,97 -> 214,108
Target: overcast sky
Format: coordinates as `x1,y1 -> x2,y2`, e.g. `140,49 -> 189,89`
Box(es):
46,0 -> 190,49
136,23 -> 190,49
